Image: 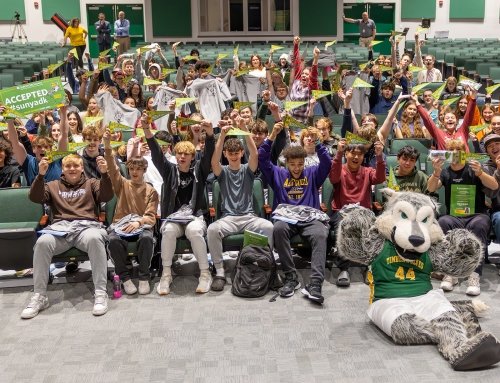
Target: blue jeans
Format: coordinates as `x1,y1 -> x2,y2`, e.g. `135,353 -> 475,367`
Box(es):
491,211 -> 500,243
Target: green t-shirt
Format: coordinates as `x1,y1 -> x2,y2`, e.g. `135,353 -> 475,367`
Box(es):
368,240 -> 433,303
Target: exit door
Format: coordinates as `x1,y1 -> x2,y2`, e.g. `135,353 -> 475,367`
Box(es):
87,4 -> 145,58
343,3 -> 395,55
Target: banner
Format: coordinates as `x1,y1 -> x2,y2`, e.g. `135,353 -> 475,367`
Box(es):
0,78 -> 66,116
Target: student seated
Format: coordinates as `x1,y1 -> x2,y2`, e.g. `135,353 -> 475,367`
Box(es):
103,130 -> 159,295
208,125 -> 274,291
427,140 -> 498,296
329,139 -> 386,287
141,113 -> 215,295
0,140 -> 21,188
259,122 -> 332,304
393,146 -> 429,193
21,154 -> 113,319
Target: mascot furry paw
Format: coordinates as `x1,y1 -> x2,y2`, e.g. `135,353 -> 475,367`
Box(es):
337,190 -> 500,371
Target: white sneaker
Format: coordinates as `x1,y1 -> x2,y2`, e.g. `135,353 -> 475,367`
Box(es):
466,272 -> 481,296
123,279 -> 137,295
21,293 -> 49,319
157,274 -> 172,295
488,242 -> 500,254
138,280 -> 151,295
92,290 -> 108,316
440,275 -> 459,291
196,270 -> 213,293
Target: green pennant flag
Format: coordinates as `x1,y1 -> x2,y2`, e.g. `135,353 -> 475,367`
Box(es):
312,90 -> 333,100
99,48 -> 111,57
135,128 -> 158,138
182,55 -> 198,62
284,100 -> 309,111
352,77 -> 374,88
175,97 -> 196,108
283,114 -> 307,130
270,44 -> 284,53
123,75 -> 133,85
378,65 -> 394,73
370,40 -> 383,47
442,96 -> 461,107
235,68 -> 250,77
69,48 -> 78,60
47,61 -> 65,74
176,116 -> 200,126
145,110 -> 171,121
469,124 -> 489,134
112,41 -> 120,49
98,62 -> 114,71
408,65 -> 426,73
459,75 -> 481,90
84,116 -> 104,125
324,40 -> 337,50
143,77 -> 162,86
0,105 -> 25,119
227,128 -> 252,136
108,121 -> 132,132
45,150 -> 74,163
345,131 -> 370,145
67,142 -> 87,152
216,53 -> 228,60
486,83 -> 500,95
464,153 -> 490,163
156,139 -> 170,147
109,141 -> 126,149
387,167 -> 400,191
412,82 -> 431,94
432,83 -> 446,100
0,122 -> 8,131
233,45 -> 239,55
161,68 -> 177,77
84,70 -> 94,78
234,101 -> 254,110
136,45 -> 154,54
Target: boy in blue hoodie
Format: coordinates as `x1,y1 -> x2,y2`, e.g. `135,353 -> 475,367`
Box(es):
258,122 -> 332,303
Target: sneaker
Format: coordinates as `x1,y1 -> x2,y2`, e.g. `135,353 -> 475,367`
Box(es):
280,272 -> 300,298
196,270 -> 212,293
301,281 -> 324,304
92,290 -> 108,316
138,280 -> 151,295
157,273 -> 173,295
440,275 -> 459,292
466,272 -> 481,296
123,279 -> 138,295
21,293 -> 49,319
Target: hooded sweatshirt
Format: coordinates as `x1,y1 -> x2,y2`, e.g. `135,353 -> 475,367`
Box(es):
29,172 -> 113,222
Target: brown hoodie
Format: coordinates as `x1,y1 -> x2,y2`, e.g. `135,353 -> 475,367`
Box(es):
29,172 -> 113,222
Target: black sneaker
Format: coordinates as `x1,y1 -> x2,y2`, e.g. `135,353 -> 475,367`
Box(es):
301,282 -> 324,304
279,273 -> 300,298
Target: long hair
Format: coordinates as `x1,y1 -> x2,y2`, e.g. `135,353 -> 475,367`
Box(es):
400,101 -> 425,138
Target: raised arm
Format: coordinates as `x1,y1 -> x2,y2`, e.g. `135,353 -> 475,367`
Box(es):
329,138 -> 345,184
377,93 -> 410,145
211,124 -> 229,177
292,36 -> 301,81
57,105 -> 68,152
5,114 -> 27,165
308,46 -> 320,91
426,158 -> 443,193
415,94 -> 444,145
103,128 -> 125,194
29,159 -> 51,204
458,86 -> 477,137
414,34 -> 423,67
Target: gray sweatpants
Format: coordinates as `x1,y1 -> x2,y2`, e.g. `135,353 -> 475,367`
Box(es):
33,228 -> 108,294
207,214 -> 274,269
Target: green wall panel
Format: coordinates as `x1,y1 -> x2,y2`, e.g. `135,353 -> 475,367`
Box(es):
42,0 -> 81,22
401,0 -> 436,19
151,0 -> 192,37
0,0 -> 26,22
299,0 -> 337,36
450,0 -> 485,19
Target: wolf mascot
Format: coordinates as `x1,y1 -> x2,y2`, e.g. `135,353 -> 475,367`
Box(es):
337,190 -> 500,370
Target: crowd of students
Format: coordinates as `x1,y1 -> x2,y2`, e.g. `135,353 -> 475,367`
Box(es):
0,33 -> 499,320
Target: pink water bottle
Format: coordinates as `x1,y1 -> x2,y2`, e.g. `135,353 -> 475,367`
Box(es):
113,274 -> 122,299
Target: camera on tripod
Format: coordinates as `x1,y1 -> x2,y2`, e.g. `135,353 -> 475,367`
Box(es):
14,11 -> 21,21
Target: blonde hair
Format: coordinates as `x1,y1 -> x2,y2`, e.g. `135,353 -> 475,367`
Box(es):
82,126 -> 103,140
174,140 -> 196,155
445,139 -> 466,151
62,154 -> 83,167
300,127 -> 320,146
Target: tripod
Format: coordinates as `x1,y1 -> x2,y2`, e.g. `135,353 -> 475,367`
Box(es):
11,19 -> 28,43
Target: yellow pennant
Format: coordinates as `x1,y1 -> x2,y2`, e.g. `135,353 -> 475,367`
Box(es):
143,77 -> 162,86
69,48 -> 78,60
378,64 -> 394,72
441,96 -> 461,107
84,116 -> 104,125
432,83 -> 447,100
98,62 -> 114,71
270,45 -> 284,53
175,97 -> 196,108
284,100 -> 309,111
161,68 -> 177,77
227,128 -> 252,136
408,64 -> 426,73
112,41 -> 120,49
370,40 -> 383,47
145,110 -> 171,121
47,61 -> 65,74
99,48 -> 111,57
412,82 -> 431,94
182,55 -> 198,62
345,131 -> 370,144
45,150 -> 74,163
136,45 -> 155,54
109,141 -> 126,149
486,83 -> 500,95
352,77 -> 374,88
176,116 -> 200,126
469,124 -> 488,134
216,53 -> 228,60
387,167 -> 400,191
108,121 -> 132,133
233,101 -> 254,110
0,122 -> 8,132
233,44 -> 239,55
235,68 -> 250,77
1,106 -> 24,119
83,70 -> 94,78
67,142 -> 87,152
312,90 -> 333,100
324,40 -> 337,50
156,139 -> 170,147
135,128 -> 158,138
283,114 -> 307,130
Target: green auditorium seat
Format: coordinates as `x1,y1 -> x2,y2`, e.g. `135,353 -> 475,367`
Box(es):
488,67 -> 500,83
476,62 -> 497,82
0,73 -> 15,88
390,139 -> 432,157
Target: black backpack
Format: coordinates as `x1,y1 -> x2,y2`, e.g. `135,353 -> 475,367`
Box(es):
231,245 -> 281,298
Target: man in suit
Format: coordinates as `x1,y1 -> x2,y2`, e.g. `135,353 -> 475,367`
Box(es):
95,13 -> 111,54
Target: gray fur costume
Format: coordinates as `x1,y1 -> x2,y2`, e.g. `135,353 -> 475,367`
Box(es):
337,190 -> 500,371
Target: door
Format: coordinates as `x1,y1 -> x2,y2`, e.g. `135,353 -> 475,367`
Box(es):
343,3 -> 395,55
87,4 -> 145,58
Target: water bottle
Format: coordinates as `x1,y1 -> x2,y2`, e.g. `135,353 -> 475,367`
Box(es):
113,274 -> 122,299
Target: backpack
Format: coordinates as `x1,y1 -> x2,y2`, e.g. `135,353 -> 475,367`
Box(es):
231,245 -> 281,298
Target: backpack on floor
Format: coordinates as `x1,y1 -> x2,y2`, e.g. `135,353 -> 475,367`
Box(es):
231,244 -> 281,298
